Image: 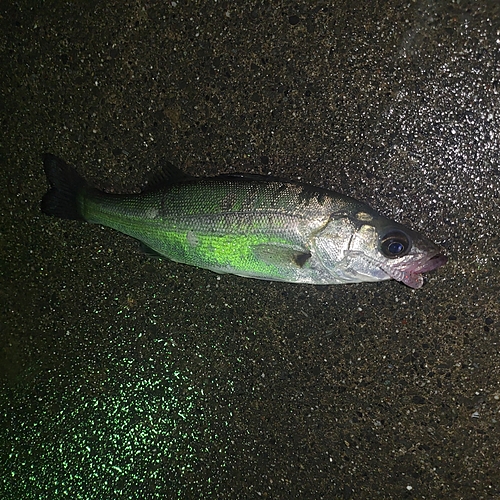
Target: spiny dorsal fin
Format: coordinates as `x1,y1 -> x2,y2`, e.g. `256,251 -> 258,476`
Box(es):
141,157 -> 195,192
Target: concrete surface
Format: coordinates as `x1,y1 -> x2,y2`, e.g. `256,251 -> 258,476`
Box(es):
1,1 -> 499,498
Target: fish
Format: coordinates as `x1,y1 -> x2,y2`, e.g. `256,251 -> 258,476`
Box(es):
41,154 -> 447,288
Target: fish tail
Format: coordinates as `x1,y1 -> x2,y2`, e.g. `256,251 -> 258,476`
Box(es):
41,154 -> 88,220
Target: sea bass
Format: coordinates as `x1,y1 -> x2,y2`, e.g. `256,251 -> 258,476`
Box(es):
41,154 -> 447,288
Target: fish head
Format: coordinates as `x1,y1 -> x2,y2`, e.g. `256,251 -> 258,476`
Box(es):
316,209 -> 447,288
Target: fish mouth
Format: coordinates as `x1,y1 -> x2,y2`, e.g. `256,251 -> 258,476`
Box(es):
414,253 -> 448,274
381,253 -> 448,289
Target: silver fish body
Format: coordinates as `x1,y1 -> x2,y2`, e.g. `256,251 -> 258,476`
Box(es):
41,155 -> 447,288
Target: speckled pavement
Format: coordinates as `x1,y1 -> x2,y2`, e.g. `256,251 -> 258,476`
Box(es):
1,2 -> 499,498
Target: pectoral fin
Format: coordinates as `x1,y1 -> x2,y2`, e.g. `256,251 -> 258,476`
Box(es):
252,244 -> 312,268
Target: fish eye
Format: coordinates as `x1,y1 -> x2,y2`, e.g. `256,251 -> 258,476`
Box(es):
380,230 -> 411,258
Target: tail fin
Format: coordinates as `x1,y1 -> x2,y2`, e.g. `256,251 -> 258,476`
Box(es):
41,154 -> 88,220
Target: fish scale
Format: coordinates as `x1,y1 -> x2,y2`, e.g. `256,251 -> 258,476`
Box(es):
81,180 -> 331,282
41,154 -> 447,288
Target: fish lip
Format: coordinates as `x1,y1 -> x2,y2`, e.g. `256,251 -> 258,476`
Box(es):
412,253 -> 448,274
380,252 -> 448,289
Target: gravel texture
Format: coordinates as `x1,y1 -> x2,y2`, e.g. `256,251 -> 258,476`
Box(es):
1,1 -> 499,498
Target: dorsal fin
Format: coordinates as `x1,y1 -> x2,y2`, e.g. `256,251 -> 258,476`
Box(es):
141,157 -> 194,192
215,173 -> 284,183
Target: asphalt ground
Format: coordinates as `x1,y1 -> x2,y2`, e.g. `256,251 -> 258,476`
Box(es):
1,1 -> 499,498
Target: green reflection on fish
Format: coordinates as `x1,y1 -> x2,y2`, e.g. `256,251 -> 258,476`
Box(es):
41,154 -> 446,288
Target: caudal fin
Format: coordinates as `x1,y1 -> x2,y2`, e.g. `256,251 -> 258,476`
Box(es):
41,154 -> 88,220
